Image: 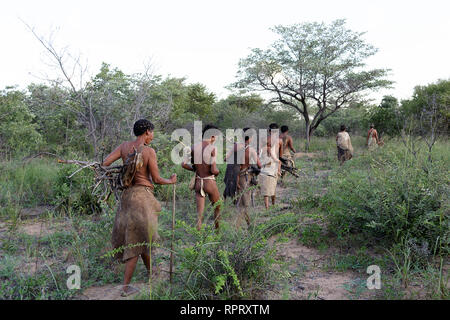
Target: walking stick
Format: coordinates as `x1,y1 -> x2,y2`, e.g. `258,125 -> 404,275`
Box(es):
170,184 -> 176,291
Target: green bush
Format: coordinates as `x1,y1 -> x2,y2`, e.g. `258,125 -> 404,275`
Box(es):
321,143 -> 448,256
167,215 -> 285,300
0,160 -> 58,210
53,165 -> 101,215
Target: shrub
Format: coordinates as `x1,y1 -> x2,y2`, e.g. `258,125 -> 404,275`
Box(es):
53,165 -> 102,215
321,143 -> 448,257
167,214 -> 288,300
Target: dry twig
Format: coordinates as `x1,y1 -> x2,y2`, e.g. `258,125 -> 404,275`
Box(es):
57,158 -> 124,201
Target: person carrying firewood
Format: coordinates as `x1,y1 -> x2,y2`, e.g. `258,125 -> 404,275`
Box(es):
102,119 -> 177,296
224,128 -> 261,228
279,125 -> 296,183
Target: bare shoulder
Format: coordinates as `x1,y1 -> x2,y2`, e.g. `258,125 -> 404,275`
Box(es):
119,141 -> 132,154
142,146 -> 156,157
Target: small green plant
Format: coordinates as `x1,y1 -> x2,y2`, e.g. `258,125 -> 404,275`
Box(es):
299,224 -> 324,247
53,165 -> 102,215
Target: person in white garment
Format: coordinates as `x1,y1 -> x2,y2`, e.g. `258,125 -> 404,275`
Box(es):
259,134 -> 281,209
336,124 -> 353,166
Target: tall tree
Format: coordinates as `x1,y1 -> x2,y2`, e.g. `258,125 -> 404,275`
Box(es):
369,96 -> 401,137
234,19 -> 392,150
401,79 -> 450,134
0,88 -> 42,157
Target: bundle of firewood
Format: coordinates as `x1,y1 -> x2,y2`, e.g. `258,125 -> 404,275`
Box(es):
57,159 -> 124,201
279,157 -> 300,178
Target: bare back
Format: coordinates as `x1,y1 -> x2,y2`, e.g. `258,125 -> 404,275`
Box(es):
191,141 -> 219,178
119,141 -> 154,188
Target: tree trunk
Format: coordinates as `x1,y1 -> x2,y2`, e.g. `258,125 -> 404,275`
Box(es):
305,121 -> 311,151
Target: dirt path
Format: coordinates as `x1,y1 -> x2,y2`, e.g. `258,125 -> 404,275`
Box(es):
77,282 -> 148,300
259,177 -> 378,300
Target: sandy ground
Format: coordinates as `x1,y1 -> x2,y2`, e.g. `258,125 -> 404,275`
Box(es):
77,282 -> 148,300
265,237 -> 378,300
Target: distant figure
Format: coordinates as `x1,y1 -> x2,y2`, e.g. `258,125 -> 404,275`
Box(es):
366,124 -> 380,150
280,125 -> 296,182
336,125 -> 353,166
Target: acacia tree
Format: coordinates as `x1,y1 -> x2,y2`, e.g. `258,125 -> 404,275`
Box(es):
234,19 -> 392,150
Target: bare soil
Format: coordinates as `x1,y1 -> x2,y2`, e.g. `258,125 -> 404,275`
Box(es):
265,237 -> 378,300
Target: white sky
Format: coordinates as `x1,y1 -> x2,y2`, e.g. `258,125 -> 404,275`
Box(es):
1,0 -> 449,103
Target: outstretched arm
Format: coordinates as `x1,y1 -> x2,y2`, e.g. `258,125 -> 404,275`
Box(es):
148,148 -> 176,185
102,144 -> 122,166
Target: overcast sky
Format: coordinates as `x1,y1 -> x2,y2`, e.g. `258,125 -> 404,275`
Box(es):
1,0 -> 449,103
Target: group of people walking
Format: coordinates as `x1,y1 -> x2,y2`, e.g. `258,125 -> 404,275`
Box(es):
102,119 -> 381,295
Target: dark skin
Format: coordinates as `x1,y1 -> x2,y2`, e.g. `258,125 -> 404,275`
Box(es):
366,127 -> 379,146
103,129 -> 177,294
280,130 -> 296,184
225,137 -> 262,227
280,131 -> 296,155
182,136 -> 221,231
268,131 -> 283,176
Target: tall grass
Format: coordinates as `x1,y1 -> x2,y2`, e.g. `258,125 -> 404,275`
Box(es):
0,160 -> 59,221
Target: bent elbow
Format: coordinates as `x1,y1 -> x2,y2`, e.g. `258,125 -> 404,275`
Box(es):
153,176 -> 164,184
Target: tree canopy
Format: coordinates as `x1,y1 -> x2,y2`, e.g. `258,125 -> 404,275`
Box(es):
234,19 -> 392,149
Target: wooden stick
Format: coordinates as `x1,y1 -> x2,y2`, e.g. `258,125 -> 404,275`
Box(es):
169,184 -> 176,291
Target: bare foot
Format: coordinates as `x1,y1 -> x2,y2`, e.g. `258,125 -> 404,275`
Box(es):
121,285 -> 139,297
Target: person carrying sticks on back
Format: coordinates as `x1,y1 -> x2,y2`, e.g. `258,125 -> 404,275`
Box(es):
336,124 -> 354,166
182,124 -> 221,231
366,124 -> 380,151
259,131 -> 281,209
102,119 -> 177,296
279,125 -> 296,183
224,128 -> 261,228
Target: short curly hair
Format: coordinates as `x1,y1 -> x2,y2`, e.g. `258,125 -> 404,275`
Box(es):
133,119 -> 154,136
202,124 -> 219,139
